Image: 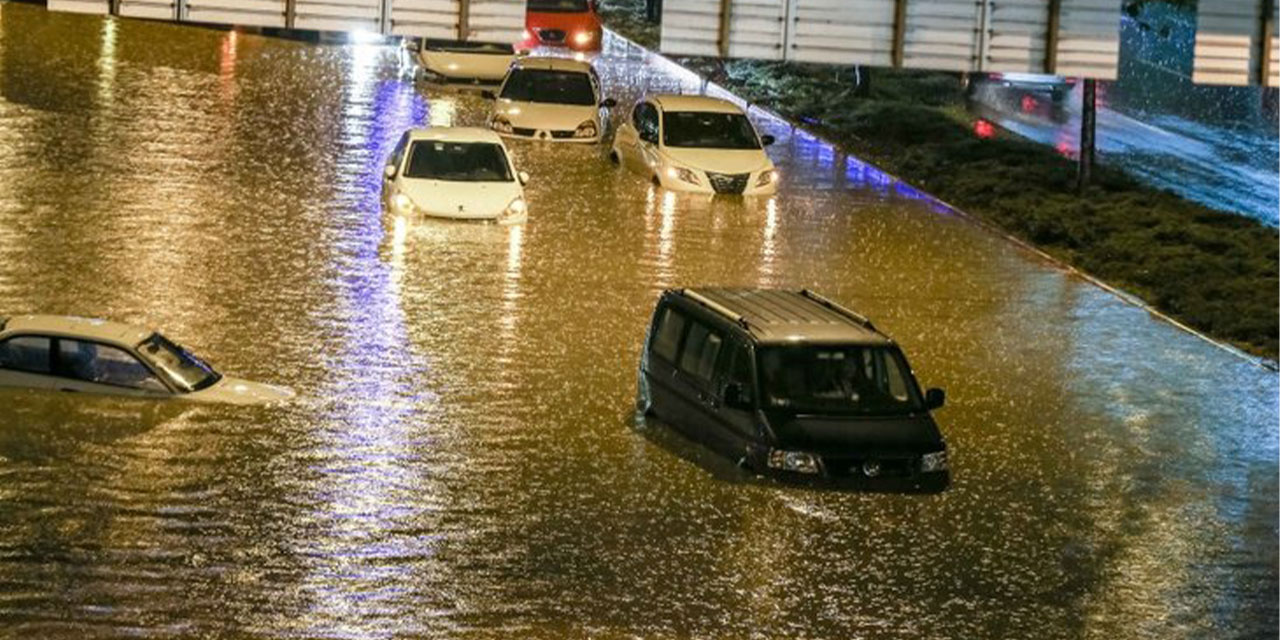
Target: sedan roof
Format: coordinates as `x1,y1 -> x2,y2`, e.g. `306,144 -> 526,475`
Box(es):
406,127 -> 506,145
651,94 -> 744,115
1,314 -> 152,346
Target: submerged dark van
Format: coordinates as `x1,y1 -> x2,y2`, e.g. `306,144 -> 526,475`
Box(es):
636,288 -> 949,491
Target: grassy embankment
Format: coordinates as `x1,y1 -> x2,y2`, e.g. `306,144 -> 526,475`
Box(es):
598,0 -> 1279,360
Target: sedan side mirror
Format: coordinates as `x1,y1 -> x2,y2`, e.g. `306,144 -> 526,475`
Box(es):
760,134 -> 776,146
481,90 -> 497,100
517,170 -> 530,186
925,388 -> 945,410
384,164 -> 397,179
723,382 -> 753,410
600,97 -> 617,108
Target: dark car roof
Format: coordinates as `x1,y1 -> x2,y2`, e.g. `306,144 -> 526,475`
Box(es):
674,288 -> 892,346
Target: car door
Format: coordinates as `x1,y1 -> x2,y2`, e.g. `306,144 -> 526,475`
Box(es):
708,337 -> 761,456
52,339 -> 173,398
670,316 -> 729,452
643,302 -> 689,422
0,335 -> 58,391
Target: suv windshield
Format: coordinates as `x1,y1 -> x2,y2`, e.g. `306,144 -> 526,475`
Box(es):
500,69 -> 596,105
528,0 -> 589,12
136,333 -> 221,393
403,141 -> 513,182
663,111 -> 761,149
758,346 -> 923,416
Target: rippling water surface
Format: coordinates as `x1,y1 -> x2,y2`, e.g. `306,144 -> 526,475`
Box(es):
0,4 -> 1276,638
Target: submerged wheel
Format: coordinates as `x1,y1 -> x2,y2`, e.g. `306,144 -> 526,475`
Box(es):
609,149 -> 620,165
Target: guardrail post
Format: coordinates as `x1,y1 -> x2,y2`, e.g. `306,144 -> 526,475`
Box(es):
1077,78 -> 1097,192
717,0 -> 732,57
1254,0 -> 1275,85
891,0 -> 908,68
458,0 -> 470,41
1044,0 -> 1061,74
285,0 -> 296,29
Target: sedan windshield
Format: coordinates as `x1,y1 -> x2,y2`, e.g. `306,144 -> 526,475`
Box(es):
758,346 -> 924,416
136,333 -> 221,393
527,0 -> 589,12
663,111 -> 761,149
500,69 -> 596,105
403,141 -> 513,182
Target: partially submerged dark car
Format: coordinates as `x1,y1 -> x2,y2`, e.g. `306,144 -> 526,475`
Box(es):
635,288 -> 949,491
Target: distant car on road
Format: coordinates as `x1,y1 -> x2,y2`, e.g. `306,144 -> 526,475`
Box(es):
383,127 -> 529,224
612,95 -> 779,195
415,39 -> 518,85
635,288 -> 949,492
0,315 -> 294,405
521,0 -> 604,52
484,57 -> 615,143
967,72 -> 1077,105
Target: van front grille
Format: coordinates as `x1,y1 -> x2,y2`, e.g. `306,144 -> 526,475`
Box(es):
707,172 -> 749,194
823,456 -> 917,478
538,29 -> 566,43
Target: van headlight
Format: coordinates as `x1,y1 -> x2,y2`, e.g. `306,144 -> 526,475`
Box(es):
756,169 -> 778,187
921,450 -> 948,472
666,166 -> 701,185
767,449 -> 821,474
491,117 -> 514,134
392,193 -> 415,213
573,120 -> 598,138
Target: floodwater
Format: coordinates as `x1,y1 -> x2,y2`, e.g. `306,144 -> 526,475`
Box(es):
0,4 -> 1276,638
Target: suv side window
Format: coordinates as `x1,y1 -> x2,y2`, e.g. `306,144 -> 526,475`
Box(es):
635,103 -> 659,143
0,336 -> 52,374
678,322 -> 723,383
57,340 -> 167,392
651,306 -> 687,363
389,132 -> 410,172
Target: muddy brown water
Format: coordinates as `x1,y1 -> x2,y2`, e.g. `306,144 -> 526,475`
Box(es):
0,4 -> 1276,638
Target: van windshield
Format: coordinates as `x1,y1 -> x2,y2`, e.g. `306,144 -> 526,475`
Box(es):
757,346 -> 923,415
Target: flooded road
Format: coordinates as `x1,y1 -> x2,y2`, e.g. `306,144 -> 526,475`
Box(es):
0,4 -> 1276,638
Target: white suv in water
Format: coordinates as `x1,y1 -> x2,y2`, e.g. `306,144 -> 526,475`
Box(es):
383,127 -> 529,224
0,315 -> 294,405
484,57 -> 615,143
612,95 -> 779,195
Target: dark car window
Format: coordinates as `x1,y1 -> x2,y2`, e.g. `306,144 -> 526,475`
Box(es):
663,111 -> 761,149
0,336 -> 51,374
635,103 -> 659,143
403,141 -> 513,182
500,69 -> 596,105
726,340 -> 754,403
137,333 -> 221,393
757,345 -> 924,416
57,339 -> 167,392
678,323 -> 722,383
527,0 -> 589,12
651,306 -> 687,363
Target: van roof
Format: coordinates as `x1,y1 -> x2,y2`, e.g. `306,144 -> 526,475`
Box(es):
0,314 -> 152,346
676,289 -> 892,346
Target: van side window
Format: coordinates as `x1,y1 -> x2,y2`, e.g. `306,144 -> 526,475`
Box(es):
0,336 -> 51,374
679,323 -> 722,382
651,307 -> 687,362
57,340 -> 167,392
727,341 -> 753,401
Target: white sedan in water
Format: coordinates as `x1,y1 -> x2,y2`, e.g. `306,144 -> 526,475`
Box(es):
0,315 -> 295,405
416,39 -> 518,85
612,95 -> 779,195
383,127 -> 529,224
485,57 -> 615,143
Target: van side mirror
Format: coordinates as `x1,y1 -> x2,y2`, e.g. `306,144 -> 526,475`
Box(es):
760,134 -> 776,146
384,164 -> 397,179
600,97 -> 617,108
517,170 -> 530,185
481,90 -> 497,100
724,382 -> 752,410
925,388 -> 945,410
